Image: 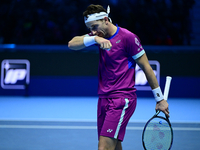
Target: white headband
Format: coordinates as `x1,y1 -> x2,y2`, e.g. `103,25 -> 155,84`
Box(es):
84,5 -> 111,23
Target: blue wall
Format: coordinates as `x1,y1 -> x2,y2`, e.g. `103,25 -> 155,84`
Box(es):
0,45 -> 200,98
0,76 -> 199,98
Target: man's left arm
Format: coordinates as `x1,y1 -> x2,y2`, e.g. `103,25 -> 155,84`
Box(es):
135,53 -> 170,117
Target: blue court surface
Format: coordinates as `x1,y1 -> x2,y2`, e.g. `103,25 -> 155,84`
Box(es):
0,96 -> 200,150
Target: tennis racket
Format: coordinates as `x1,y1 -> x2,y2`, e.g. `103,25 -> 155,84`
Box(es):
142,76 -> 173,150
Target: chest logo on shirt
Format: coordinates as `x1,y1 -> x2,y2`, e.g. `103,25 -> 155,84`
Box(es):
116,40 -> 121,44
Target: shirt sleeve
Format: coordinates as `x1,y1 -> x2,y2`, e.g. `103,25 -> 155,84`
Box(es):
125,33 -> 145,60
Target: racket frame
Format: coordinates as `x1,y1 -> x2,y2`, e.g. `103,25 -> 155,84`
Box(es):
142,111 -> 173,150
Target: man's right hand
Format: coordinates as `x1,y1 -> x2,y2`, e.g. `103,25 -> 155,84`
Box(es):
95,36 -> 112,50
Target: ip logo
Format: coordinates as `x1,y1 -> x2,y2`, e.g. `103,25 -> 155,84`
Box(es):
1,59 -> 30,89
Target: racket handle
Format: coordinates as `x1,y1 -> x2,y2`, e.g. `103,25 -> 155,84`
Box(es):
164,76 -> 172,101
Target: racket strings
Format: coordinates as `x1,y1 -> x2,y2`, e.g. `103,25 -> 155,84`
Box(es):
143,118 -> 172,150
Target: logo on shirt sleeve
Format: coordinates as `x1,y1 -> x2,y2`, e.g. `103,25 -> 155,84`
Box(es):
135,37 -> 143,51
135,38 -> 140,46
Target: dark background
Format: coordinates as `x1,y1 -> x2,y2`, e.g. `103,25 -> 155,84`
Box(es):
0,0 -> 195,45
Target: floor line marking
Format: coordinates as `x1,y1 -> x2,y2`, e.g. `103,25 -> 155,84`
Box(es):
1,125 -> 200,131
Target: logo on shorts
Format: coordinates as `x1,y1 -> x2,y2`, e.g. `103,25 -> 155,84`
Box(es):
1,59 -> 30,89
107,129 -> 113,133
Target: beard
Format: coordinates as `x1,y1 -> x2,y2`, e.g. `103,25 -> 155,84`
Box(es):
97,32 -> 104,37
96,29 -> 107,38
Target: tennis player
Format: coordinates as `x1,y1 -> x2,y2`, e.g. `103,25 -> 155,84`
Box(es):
68,4 -> 169,150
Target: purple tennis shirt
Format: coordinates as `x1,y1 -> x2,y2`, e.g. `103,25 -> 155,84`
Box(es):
97,26 -> 145,98
87,26 -> 145,98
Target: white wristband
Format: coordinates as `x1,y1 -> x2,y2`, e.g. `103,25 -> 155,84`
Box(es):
83,36 -> 97,47
152,87 -> 164,102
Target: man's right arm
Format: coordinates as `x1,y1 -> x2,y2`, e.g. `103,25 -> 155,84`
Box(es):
68,35 -> 86,50
68,35 -> 112,50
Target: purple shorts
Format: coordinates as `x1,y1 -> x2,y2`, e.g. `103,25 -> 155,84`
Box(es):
97,97 -> 137,141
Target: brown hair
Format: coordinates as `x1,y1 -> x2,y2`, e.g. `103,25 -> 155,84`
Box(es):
83,4 -> 107,18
